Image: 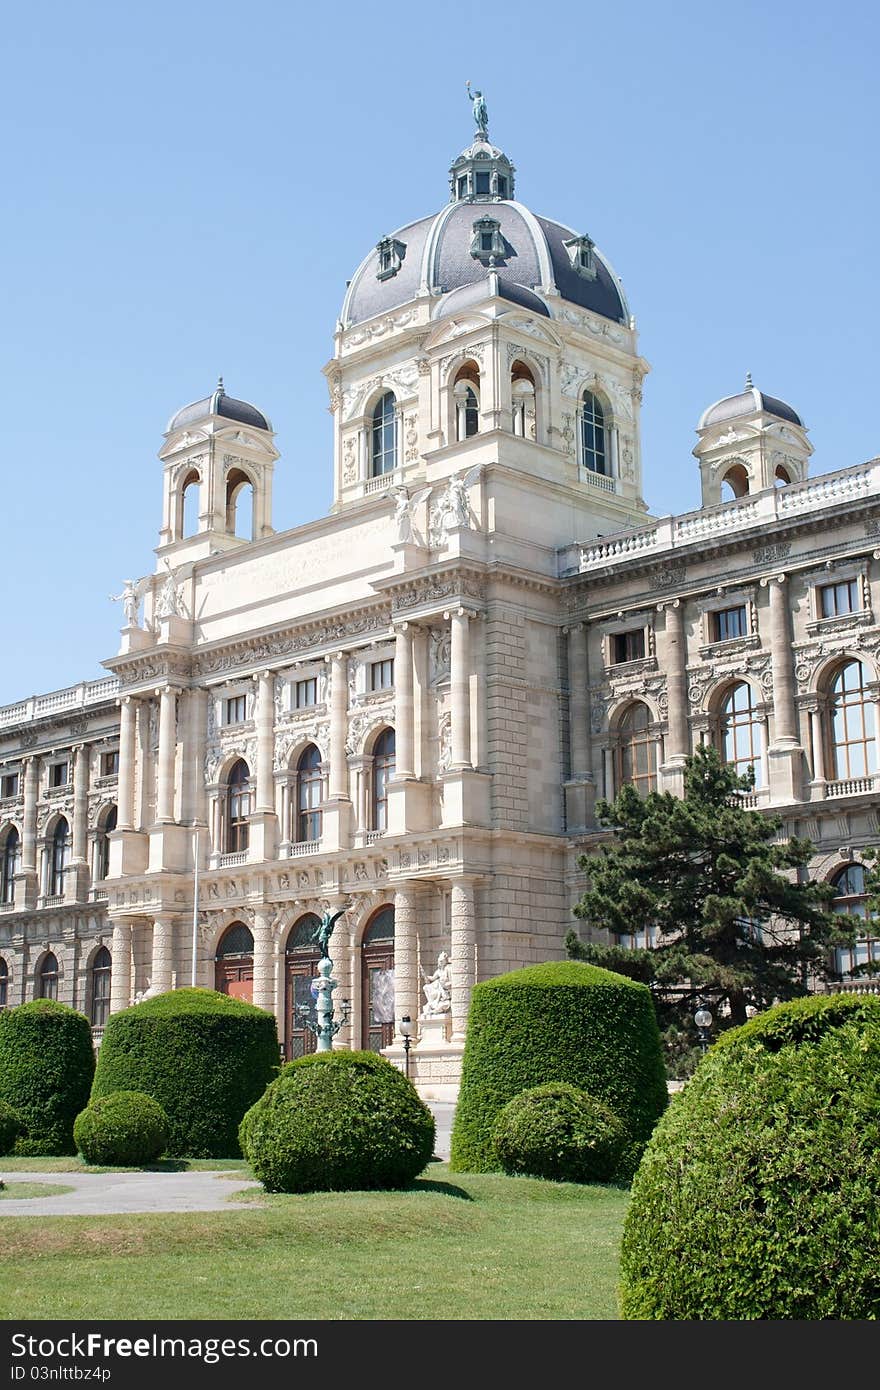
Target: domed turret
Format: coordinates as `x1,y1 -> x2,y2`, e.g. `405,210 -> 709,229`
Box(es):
694,373 -> 811,507
166,379 -> 272,434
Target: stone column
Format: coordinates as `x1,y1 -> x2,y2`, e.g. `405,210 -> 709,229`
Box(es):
568,624 -> 590,776
71,744 -> 90,863
116,697 -> 137,830
150,913 -> 176,994
109,919 -> 133,1014
155,686 -> 178,824
809,707 -> 826,783
252,908 -> 275,1015
181,687 -> 208,826
663,601 -> 690,760
394,624 -> 415,778
328,653 -> 349,799
450,879 -> 476,1041
21,755 -> 39,872
255,671 -> 275,813
768,576 -> 798,743
450,609 -> 472,769
393,882 -> 420,1039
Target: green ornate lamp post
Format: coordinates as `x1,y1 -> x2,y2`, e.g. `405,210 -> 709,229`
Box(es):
295,905 -> 351,1052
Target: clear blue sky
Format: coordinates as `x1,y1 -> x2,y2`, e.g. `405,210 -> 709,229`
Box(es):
2,0 -> 877,705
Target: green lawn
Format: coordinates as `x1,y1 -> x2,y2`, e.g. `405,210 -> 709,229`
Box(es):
0,1156 -> 249,1174
0,1163 -> 628,1320
0,1181 -> 75,1200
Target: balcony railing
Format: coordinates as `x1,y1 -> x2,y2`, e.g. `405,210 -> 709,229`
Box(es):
365,829 -> 386,844
0,676 -> 120,729
826,776 -> 876,798
281,840 -> 322,858
218,851 -> 248,868
829,978 -> 880,996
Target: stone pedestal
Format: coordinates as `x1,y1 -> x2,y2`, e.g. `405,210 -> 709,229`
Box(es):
407,1012 -> 463,1102
247,810 -> 278,863
107,828 -> 149,878
156,614 -> 193,646
659,755 -> 687,799
386,777 -> 433,833
147,823 -> 191,874
439,768 -> 490,826
13,870 -> 38,911
117,625 -> 154,656
564,776 -> 596,833
320,796 -> 353,851
767,744 -> 803,803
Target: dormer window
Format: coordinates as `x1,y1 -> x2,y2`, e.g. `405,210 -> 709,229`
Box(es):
564,234 -> 597,281
376,237 -> 406,282
471,217 -> 505,266
475,170 -> 491,196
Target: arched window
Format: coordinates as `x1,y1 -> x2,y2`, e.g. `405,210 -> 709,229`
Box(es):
616,703 -> 657,796
361,906 -> 395,1051
579,390 -> 607,474
720,464 -> 749,502
831,863 -> 880,978
828,660 -> 877,780
50,818 -> 71,896
225,760 -> 252,853
719,682 -> 764,788
285,914 -> 321,1060
774,465 -> 791,487
454,364 -> 480,440
296,744 -> 323,843
0,957 -> 8,1010
98,805 -> 117,881
1,827 -> 20,905
372,728 -> 396,833
90,946 -> 111,1028
214,922 -> 254,1000
226,468 -> 254,539
371,392 -> 398,477
180,469 -> 200,539
511,361 -> 536,438
39,952 -> 59,1001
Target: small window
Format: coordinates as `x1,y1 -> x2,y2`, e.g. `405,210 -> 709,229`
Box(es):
470,216 -> 504,264
0,773 -> 19,799
371,392 -> 398,477
224,695 -> 247,725
371,659 -> 394,692
712,606 -> 748,642
497,176 -> 508,198
580,391 -> 607,475
611,630 -> 645,665
295,678 -> 317,709
90,947 -> 112,1028
564,233 -> 598,281
375,236 -> 406,282
49,762 -> 69,789
457,176 -> 468,198
100,751 -> 119,777
475,171 -> 491,195
39,952 -> 59,1001
819,579 -> 859,618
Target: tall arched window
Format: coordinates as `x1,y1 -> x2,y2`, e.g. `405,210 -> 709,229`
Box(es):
296,744 -> 323,843
372,728 -> 396,832
828,660 -> 877,780
98,805 -> 117,881
39,952 -> 59,1001
511,361 -> 536,437
719,682 -> 764,788
179,469 -> 200,539
453,364 -> 480,440
720,464 -> 749,502
579,390 -> 607,474
371,392 -> 398,477
616,703 -> 657,796
0,957 -> 8,1010
1,827 -> 20,905
830,862 -> 880,978
225,760 -> 252,853
90,946 -> 112,1028
225,468 -> 254,539
50,818 -> 71,896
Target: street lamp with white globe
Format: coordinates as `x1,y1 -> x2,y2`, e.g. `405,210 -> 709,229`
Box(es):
694,1002 -> 713,1055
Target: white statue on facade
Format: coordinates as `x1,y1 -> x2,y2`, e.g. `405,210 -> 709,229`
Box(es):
429,464 -> 482,548
109,577 -> 149,628
155,560 -> 185,619
386,484 -> 431,545
421,950 -> 452,1016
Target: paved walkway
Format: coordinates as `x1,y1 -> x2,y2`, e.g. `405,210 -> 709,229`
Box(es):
0,1102 -> 456,1217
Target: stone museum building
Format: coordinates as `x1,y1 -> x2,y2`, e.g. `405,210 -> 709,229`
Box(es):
2,103 -> 878,1094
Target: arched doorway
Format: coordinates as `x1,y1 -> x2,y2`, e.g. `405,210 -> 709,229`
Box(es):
284,915 -> 321,1060
214,922 -> 254,1001
361,906 -> 395,1052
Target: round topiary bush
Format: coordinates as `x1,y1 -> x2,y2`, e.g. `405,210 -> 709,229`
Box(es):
0,1000 -> 95,1155
449,962 -> 667,1181
620,994 -> 880,1320
74,1091 -> 170,1166
91,988 -> 279,1157
492,1081 -> 625,1184
0,1099 -> 23,1156
239,1050 -> 436,1193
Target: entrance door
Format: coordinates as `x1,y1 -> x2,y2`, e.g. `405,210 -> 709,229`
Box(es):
214,922 -> 254,1003
285,914 -> 321,1060
361,906 -> 395,1051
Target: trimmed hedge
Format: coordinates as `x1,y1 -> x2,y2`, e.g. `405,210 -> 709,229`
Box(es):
74,1091 -> 169,1166
91,988 -> 279,1157
449,962 -> 667,1180
239,1050 -> 435,1193
0,1099 -> 23,1156
620,995 -> 880,1320
0,1001 -> 95,1155
492,1081 -> 625,1184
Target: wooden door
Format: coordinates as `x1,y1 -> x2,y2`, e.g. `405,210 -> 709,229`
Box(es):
215,959 -> 253,1002
362,941 -> 395,1051
285,954 -> 321,1060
